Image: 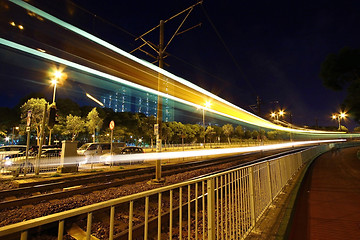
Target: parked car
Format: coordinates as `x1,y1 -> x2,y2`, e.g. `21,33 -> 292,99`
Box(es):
0,145 -> 27,158
0,145 -> 27,169
29,145 -> 61,154
2,148 -> 61,173
101,146 -> 144,165
77,142 -> 126,164
40,148 -> 62,157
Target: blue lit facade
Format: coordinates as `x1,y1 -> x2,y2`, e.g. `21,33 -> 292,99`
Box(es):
101,85 -> 174,121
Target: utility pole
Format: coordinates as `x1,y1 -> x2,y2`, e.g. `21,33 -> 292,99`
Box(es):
155,20 -> 164,182
256,96 -> 261,116
132,1 -> 202,183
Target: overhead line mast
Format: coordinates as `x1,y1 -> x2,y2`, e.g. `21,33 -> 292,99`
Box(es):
131,1 -> 203,182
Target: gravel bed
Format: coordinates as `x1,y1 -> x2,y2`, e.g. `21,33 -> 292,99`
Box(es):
0,161 -> 236,228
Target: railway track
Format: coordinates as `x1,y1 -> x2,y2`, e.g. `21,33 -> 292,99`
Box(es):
0,146 -> 308,210
0,146 -> 317,240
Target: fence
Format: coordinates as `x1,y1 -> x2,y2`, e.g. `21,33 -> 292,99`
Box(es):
0,144 -> 331,239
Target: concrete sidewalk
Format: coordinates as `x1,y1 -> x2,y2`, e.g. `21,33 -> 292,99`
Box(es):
288,146 -> 360,239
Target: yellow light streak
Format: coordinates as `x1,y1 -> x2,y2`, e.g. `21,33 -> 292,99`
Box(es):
4,1 -> 354,136
86,93 -> 104,107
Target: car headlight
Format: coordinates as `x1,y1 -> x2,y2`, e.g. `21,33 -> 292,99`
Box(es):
5,160 -> 13,166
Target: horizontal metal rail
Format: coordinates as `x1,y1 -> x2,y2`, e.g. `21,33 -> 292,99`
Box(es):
0,143 -> 352,239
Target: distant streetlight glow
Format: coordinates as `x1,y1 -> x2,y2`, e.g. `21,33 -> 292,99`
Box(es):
204,100 -> 211,109
332,111 -> 347,130
270,110 -> 285,121
49,68 -> 66,145
201,100 -> 211,147
50,68 -> 66,104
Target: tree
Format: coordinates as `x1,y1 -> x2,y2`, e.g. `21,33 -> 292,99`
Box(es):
205,126 -> 216,143
266,131 -> 278,140
20,98 -> 49,145
222,124 -> 234,144
56,98 -> 81,117
251,130 -> 259,139
162,122 -> 174,147
235,125 -> 245,139
244,130 -> 252,139
86,108 -> 103,143
63,114 -> 85,141
139,115 -> 156,148
320,47 -> 360,122
185,124 -> 196,143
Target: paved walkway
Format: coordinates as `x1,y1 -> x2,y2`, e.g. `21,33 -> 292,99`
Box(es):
288,146 -> 360,239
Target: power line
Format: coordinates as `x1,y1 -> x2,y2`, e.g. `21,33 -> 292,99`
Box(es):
200,4 -> 257,97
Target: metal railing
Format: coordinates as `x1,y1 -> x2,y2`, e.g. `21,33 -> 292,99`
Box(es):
0,144 -> 331,239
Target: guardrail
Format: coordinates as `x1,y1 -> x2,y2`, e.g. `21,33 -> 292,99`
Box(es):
0,144 -> 332,239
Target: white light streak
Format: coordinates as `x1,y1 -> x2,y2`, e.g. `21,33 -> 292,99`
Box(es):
4,1 -> 357,135
91,139 -> 346,165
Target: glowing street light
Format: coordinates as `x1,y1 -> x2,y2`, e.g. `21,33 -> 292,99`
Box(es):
332,112 -> 347,130
270,110 -> 285,121
11,126 -> 19,145
201,101 -> 211,147
49,68 -> 66,145
50,69 -> 65,104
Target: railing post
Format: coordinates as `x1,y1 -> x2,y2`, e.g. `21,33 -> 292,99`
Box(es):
110,206 -> 115,240
20,230 -> 28,240
266,161 -> 273,203
207,178 -> 215,240
58,220 -> 64,240
86,212 -> 92,240
249,167 -> 256,227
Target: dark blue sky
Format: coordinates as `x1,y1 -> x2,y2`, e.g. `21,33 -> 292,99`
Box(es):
67,0 -> 359,129
3,0 -> 360,129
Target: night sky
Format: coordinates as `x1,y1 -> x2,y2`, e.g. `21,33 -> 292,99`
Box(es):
69,0 -> 360,129
3,0 -> 360,130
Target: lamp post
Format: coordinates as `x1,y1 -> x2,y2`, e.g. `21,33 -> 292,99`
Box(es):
11,126 -> 19,145
332,112 -> 347,130
49,69 -> 65,145
201,101 -> 211,147
270,110 -> 285,121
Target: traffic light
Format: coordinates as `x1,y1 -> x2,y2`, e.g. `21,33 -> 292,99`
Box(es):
48,106 -> 58,128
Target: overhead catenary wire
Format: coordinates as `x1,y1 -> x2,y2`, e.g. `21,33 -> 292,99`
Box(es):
200,4 -> 257,98
68,0 -> 251,103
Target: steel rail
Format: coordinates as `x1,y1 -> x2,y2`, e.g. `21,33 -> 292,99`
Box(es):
0,148 -> 296,210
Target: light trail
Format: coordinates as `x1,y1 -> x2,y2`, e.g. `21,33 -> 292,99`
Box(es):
79,139 -> 345,165
3,139 -> 345,169
4,1 -> 359,137
86,93 -> 104,107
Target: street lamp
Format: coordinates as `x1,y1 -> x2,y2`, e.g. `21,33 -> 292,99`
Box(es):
11,126 -> 19,145
49,69 -> 66,145
50,69 -> 64,104
332,111 -> 347,130
201,101 -> 211,147
270,110 -> 285,121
